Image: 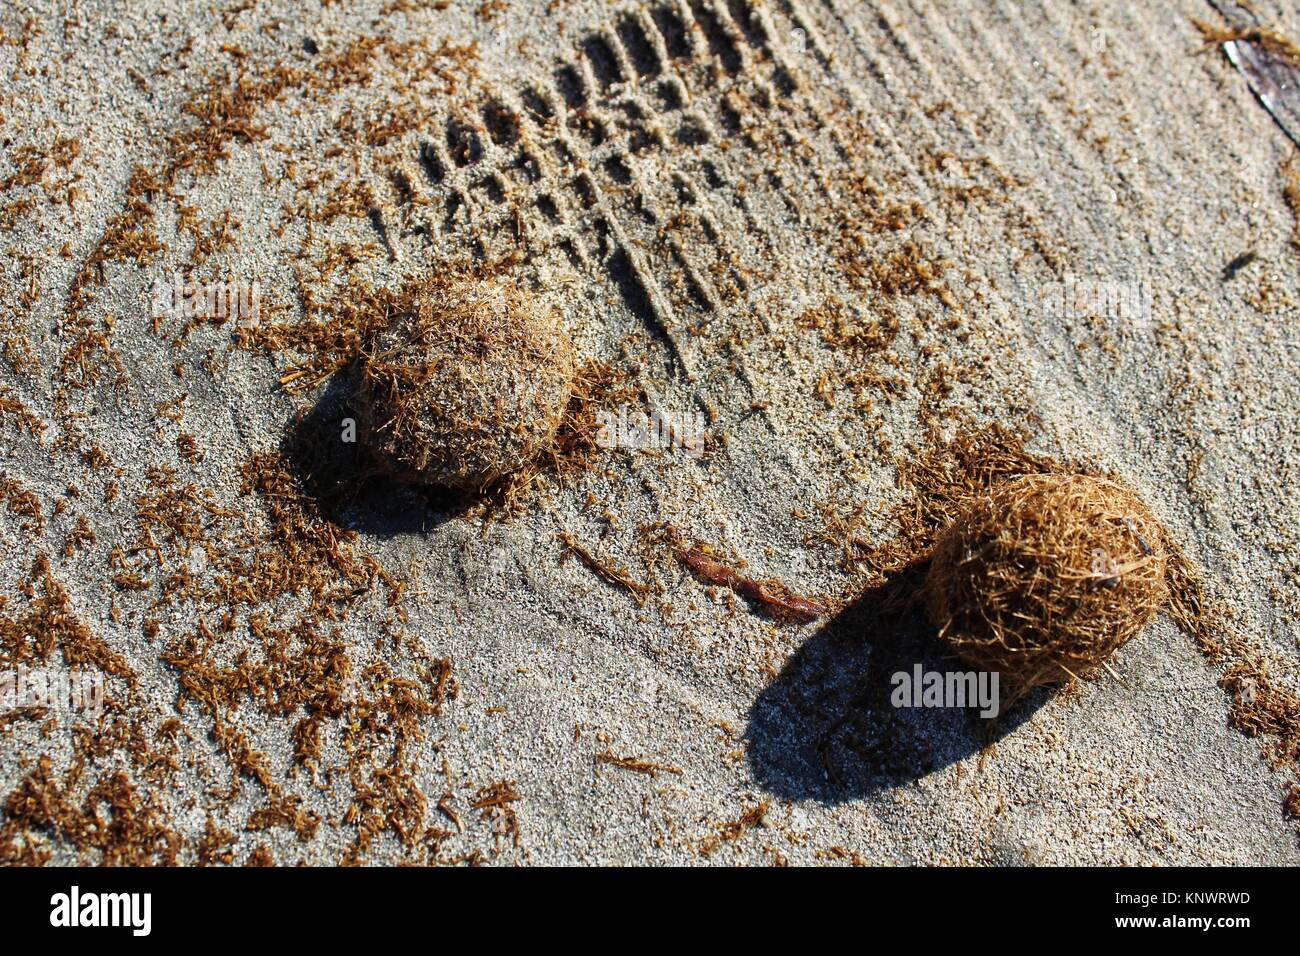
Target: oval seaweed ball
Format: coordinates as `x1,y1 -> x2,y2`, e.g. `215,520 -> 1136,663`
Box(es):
354,277 -> 576,491
923,473 -> 1169,702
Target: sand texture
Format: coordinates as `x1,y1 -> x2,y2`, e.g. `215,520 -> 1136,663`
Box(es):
0,0 -> 1298,865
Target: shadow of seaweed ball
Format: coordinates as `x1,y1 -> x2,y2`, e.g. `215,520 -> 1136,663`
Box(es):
923,473 -> 1169,702
353,277 -> 576,491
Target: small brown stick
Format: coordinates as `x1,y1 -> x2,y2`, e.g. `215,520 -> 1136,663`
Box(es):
595,750 -> 684,778
436,795 -> 463,832
558,531 -> 651,604
470,781 -> 520,812
680,548 -> 828,622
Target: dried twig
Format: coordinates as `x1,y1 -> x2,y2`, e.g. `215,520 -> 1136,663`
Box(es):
680,548 -> 827,622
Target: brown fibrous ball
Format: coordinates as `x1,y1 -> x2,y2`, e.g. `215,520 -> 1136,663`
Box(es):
923,473 -> 1169,701
353,276 -> 576,491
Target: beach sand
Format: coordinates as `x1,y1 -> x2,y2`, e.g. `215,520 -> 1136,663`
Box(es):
0,0 -> 1297,864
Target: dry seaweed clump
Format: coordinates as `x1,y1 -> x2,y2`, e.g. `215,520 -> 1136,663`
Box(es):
353,276 -> 576,491
924,473 -> 1169,701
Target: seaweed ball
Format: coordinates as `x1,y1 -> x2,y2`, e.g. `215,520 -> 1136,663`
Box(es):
354,277 -> 576,491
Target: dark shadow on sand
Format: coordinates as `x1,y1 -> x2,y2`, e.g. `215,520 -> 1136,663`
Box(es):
281,369 -> 473,537
745,562 -> 1049,804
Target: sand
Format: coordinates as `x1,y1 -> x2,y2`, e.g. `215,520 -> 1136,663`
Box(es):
0,0 -> 1297,865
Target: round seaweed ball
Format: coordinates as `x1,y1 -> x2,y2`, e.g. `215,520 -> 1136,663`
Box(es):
924,473 -> 1168,701
353,277 -> 576,491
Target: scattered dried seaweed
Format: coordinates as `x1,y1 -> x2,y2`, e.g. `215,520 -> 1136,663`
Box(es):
1166,546 -> 1300,802
1194,20 -> 1300,66
1284,157 -> 1300,252
0,385 -> 45,436
697,799 -> 770,858
49,32 -> 480,449
833,423 -> 1055,581
0,472 -> 45,534
796,297 -> 900,354
470,780 -> 522,848
195,817 -> 238,866
0,17 -> 507,867
1285,784 -> 1300,819
0,555 -> 134,681
62,515 -> 96,558
1,759 -> 183,866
